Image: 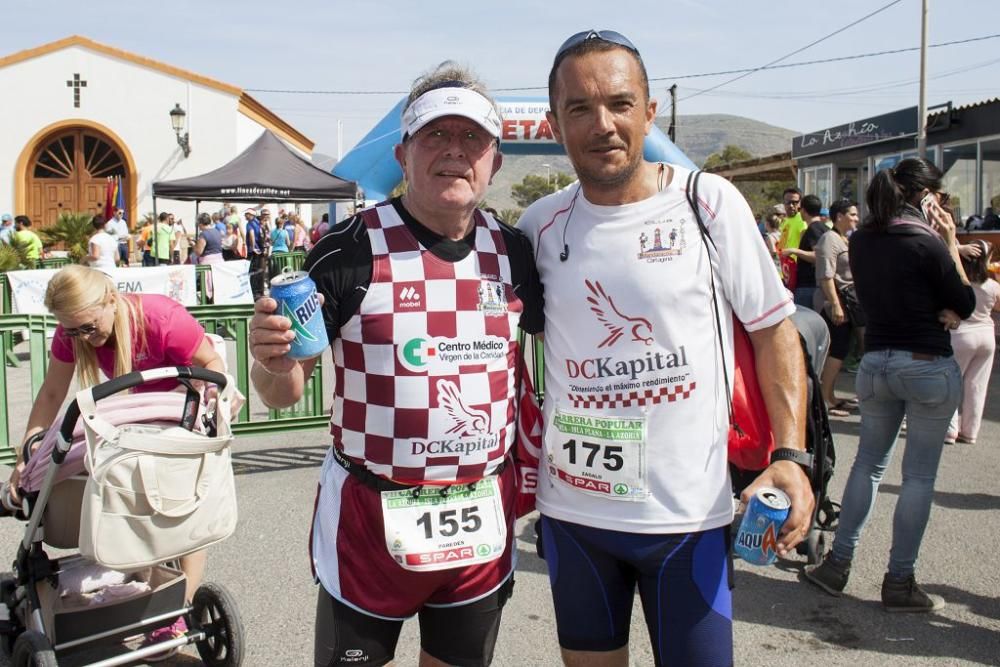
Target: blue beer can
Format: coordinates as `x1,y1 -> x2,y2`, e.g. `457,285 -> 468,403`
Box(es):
270,271 -> 329,360
733,487 -> 791,566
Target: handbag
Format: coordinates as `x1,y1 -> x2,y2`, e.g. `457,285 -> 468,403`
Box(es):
837,283 -> 867,327
77,375 -> 238,570
780,253 -> 798,291
685,171 -> 776,471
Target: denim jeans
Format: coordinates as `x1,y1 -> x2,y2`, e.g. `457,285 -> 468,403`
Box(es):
830,349 -> 961,578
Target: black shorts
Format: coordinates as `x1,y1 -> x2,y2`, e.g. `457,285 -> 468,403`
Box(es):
822,310 -> 852,360
313,577 -> 513,667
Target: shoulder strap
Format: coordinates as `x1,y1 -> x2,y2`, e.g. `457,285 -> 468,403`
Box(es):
684,171 -> 740,434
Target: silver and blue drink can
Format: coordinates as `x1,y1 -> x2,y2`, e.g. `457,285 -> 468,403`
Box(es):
733,487 -> 791,566
270,271 -> 328,360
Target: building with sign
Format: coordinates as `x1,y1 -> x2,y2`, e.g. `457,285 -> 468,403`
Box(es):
0,35 -> 314,229
792,100 -> 1000,223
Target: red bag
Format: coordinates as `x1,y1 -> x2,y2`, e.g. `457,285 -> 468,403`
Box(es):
728,316 -> 775,471
780,254 -> 798,290
512,358 -> 543,518
684,171 -> 775,471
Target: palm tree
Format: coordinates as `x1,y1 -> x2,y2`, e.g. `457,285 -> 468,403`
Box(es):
38,211 -> 95,262
0,242 -> 31,272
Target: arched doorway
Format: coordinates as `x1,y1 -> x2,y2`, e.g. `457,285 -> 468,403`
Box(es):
24,127 -> 127,227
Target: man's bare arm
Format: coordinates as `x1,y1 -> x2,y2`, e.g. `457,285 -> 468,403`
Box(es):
743,317 -> 814,556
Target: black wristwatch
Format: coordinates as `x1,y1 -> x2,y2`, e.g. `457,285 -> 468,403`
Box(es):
770,447 -> 813,473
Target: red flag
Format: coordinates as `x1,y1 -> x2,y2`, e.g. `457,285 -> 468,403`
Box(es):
104,177 -> 114,220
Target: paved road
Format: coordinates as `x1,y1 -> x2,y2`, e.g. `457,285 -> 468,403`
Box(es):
1,358 -> 998,666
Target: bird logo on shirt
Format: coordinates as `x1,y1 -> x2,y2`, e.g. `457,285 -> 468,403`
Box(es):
437,380 -> 490,436
585,279 -> 654,347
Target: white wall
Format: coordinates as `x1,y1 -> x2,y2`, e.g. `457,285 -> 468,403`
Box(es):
0,45 -> 242,231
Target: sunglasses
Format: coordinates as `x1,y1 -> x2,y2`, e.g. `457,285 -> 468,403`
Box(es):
63,322 -> 99,338
554,29 -> 639,64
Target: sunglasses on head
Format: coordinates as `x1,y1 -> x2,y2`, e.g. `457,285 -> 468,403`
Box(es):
554,29 -> 639,64
63,322 -> 99,338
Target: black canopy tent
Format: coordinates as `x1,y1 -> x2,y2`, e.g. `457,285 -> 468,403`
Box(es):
150,130 -> 360,261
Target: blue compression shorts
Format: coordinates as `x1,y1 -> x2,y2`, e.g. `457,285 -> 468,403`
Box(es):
538,515 -> 733,667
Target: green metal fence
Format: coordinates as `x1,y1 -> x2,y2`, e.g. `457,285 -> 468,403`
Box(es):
195,265 -> 211,305
38,257 -> 71,269
0,315 -> 55,465
268,251 -> 306,276
185,304 -> 328,435
0,303 -> 330,465
0,274 -> 16,368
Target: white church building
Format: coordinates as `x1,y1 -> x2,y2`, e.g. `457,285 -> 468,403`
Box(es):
0,35 -> 315,229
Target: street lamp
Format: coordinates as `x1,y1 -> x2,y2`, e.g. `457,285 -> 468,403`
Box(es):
169,103 -> 191,158
542,163 -> 552,185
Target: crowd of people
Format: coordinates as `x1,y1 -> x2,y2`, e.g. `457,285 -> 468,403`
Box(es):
764,163 -> 998,613
762,184 -> 997,432
136,206 -> 330,299
0,213 -> 43,263
0,203 -> 337,306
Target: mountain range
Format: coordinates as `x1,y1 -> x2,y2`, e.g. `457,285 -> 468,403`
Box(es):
483,114 -> 799,211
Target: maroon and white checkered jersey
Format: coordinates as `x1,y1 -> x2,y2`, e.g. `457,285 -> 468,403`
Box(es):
326,202 -> 525,484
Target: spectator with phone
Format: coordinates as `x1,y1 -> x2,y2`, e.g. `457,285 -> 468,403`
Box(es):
804,157 -> 975,613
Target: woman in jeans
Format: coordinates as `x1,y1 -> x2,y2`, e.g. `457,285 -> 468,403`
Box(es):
804,158 -> 974,612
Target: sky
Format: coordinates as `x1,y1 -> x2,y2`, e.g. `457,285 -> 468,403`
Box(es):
3,0 -> 998,162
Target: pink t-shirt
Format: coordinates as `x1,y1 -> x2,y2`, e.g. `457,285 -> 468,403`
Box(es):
51,294 -> 206,393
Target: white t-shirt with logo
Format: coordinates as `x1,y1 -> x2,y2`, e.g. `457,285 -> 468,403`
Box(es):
519,165 -> 794,534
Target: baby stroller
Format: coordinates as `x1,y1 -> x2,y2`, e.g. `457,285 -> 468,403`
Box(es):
730,306 -> 840,564
0,367 -> 244,666
790,307 -> 840,563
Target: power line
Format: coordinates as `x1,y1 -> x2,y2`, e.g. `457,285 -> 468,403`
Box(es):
650,34 -> 1000,83
676,54 -> 1000,102
243,32 -> 1000,97
676,0 -> 907,103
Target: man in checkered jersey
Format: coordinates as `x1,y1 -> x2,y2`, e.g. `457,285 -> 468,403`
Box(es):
517,31 -> 814,666
250,62 -> 543,667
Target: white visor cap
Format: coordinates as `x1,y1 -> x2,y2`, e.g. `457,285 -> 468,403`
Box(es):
401,87 -> 502,140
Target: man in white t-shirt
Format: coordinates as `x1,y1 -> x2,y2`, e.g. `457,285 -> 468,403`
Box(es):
518,30 -> 813,667
107,208 -> 131,266
171,218 -> 188,264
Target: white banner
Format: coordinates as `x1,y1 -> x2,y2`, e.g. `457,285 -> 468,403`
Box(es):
7,265 -> 198,315
209,260 -> 253,305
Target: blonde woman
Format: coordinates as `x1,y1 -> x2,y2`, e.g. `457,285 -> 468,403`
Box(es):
6,265 -> 224,652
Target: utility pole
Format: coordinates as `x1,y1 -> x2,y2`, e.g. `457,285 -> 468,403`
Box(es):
668,85 -> 678,143
917,0 -> 929,158
337,120 -> 344,162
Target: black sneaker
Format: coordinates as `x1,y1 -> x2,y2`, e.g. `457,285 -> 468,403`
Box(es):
803,554 -> 851,597
881,574 -> 945,613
